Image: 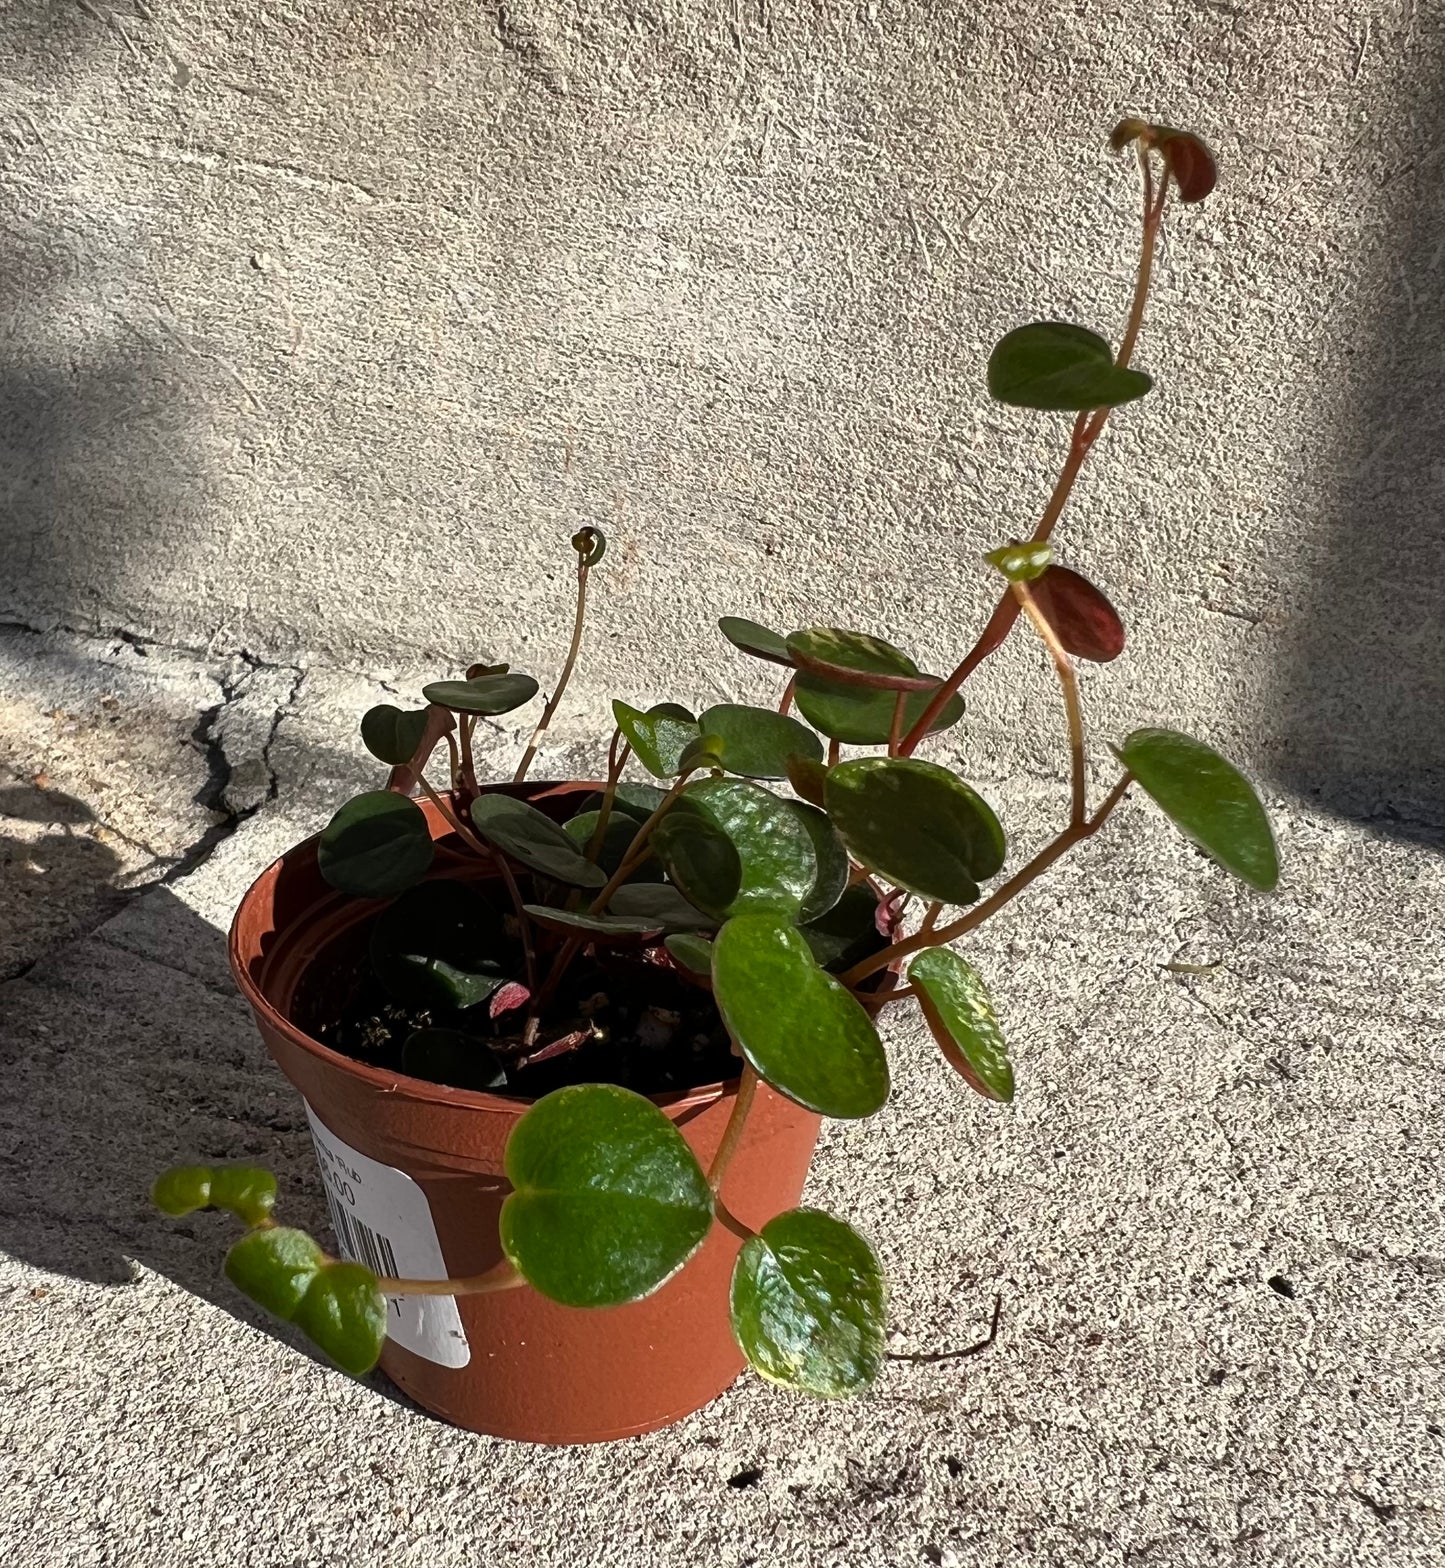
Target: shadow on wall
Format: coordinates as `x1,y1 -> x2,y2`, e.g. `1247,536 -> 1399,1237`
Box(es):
1270,60 -> 1445,849
0,888 -> 422,1414
0,234 -> 221,635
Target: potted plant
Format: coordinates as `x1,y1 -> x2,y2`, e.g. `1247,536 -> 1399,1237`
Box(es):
153,119 -> 1276,1443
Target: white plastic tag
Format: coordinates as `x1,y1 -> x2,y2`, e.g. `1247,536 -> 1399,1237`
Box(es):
304,1104 -> 471,1368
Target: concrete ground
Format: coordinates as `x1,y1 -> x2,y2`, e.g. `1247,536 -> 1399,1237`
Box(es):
0,628 -> 1440,1568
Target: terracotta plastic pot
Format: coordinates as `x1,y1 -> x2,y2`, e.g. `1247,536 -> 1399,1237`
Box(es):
228,781 -> 824,1443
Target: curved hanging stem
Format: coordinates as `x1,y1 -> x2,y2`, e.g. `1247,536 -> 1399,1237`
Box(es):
514,539 -> 598,784
839,773 -> 1134,988
706,1065 -> 758,1195
376,1259 -> 526,1299
778,674 -> 797,717
900,152 -> 1169,759
1011,580 -> 1087,830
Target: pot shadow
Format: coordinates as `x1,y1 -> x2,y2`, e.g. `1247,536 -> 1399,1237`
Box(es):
0,886 -> 430,1415
0,779 -> 129,981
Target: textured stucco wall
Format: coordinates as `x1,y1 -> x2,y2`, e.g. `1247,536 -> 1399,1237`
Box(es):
1,0 -> 1441,830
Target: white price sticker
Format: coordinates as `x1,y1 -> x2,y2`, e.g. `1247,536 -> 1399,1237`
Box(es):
305,1104 -> 471,1368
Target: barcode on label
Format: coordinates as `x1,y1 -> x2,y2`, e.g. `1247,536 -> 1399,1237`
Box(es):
325,1190 -> 401,1281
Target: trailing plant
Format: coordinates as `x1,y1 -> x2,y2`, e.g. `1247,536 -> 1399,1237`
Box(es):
155,120 -> 1276,1398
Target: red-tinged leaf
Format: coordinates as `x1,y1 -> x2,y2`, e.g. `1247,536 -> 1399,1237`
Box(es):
1108,117 -> 1152,153
1155,128 -> 1218,204
1030,565 -> 1126,663
875,890 -> 907,939
490,981 -> 531,1021
517,1029 -> 592,1070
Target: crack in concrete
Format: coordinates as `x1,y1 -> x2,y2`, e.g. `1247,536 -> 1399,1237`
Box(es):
0,616 -> 306,983
163,652 -> 305,887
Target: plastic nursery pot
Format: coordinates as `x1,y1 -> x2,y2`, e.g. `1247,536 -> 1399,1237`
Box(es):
228,781 -> 824,1444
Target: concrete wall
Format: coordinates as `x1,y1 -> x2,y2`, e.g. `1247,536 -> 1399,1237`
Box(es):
2,0 -> 1441,832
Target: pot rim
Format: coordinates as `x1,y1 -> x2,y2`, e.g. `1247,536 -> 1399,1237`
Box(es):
228,786 -> 738,1119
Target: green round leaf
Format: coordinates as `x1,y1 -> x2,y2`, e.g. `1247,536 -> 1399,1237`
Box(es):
612,700 -> 699,779
500,1084 -> 713,1308
318,791 -> 435,898
664,931 -> 714,974
799,883 -> 889,973
151,1165 -> 214,1217
1115,728 -> 1278,892
603,782 -> 669,824
719,616 -> 794,666
563,810 -> 660,881
421,672 -> 540,715
207,1166 -> 280,1226
909,948 -> 1014,1102
730,1207 -> 885,1397
985,541 -> 1054,584
653,778 -> 817,922
359,704 -> 431,766
470,795 -> 608,889
784,628 -> 937,691
293,1262 -> 388,1378
608,883 -> 718,931
712,915 -> 889,1119
402,1028 -> 509,1091
224,1226 -> 326,1321
787,800 -> 849,923
794,675 -> 964,746
696,704 -> 824,781
786,753 -> 829,808
370,879 -> 509,1011
988,322 -> 1153,411
826,759 -> 1005,904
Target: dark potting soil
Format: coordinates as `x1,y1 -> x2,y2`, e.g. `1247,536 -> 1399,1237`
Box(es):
308,923 -> 739,1100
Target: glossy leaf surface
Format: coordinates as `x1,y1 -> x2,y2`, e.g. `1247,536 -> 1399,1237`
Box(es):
985,541 -> 1054,583
522,904 -> 662,936
718,616 -> 794,666
500,1085 -> 713,1308
826,759 -> 1005,904
223,1226 -> 325,1320
696,703 -> 823,780
360,704 -> 431,766
318,791 -> 434,898
712,915 -> 888,1119
611,701 -> 699,779
1030,564 -> 1127,663
470,795 -> 607,888
151,1164 -> 277,1226
1115,728 -> 1278,892
293,1263 -> 388,1378
401,1028 -> 509,1091
730,1207 -> 886,1397
787,799 -> 849,923
988,322 -> 1152,411
794,675 -> 964,747
421,672 -> 540,715
909,947 -> 1014,1102
784,628 -> 937,691
663,931 -> 714,973
653,778 -> 816,921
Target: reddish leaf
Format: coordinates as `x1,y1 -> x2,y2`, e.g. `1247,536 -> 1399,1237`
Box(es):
1155,129 -> 1218,204
517,1029 -> 591,1070
1030,565 -> 1126,663
1109,119 -> 1217,204
490,981 -> 532,1021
